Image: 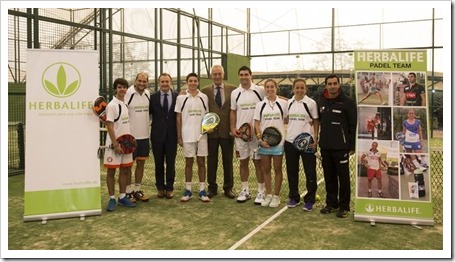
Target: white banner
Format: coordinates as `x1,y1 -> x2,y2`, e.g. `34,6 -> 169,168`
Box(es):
25,50 -> 101,221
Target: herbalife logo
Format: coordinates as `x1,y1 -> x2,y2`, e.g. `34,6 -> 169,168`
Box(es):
364,203 -> 421,214
365,204 -> 374,213
42,62 -> 81,98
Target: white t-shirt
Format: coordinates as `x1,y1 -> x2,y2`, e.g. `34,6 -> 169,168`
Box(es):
175,90 -> 209,142
230,84 -> 265,129
125,86 -> 150,139
105,96 -> 131,145
365,150 -> 381,170
286,95 -> 319,142
254,97 -> 288,146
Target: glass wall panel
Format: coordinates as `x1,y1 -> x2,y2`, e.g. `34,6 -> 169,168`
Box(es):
434,19 -> 443,47
180,15 -> 194,47
382,21 -> 432,48
162,9 -> 178,43
198,20 -> 209,51
211,26 -> 223,53
251,53 -> 335,72
227,30 -> 245,55
289,28 -> 333,53
335,24 -> 381,51
213,8 -> 247,31
250,31 -> 289,56
123,9 -> 156,37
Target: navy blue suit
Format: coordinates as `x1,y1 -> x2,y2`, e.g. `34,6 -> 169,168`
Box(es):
149,90 -> 178,192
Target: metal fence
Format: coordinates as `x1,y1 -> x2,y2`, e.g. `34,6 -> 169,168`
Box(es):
8,86 -> 443,224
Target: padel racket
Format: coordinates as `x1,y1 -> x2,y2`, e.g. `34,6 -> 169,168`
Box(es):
98,134 -> 137,158
293,132 -> 315,153
395,132 -> 405,144
93,96 -> 108,121
261,126 -> 282,147
197,112 -> 221,142
238,122 -> 253,142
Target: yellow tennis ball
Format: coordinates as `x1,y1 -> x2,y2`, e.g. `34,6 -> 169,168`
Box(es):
316,194 -> 321,201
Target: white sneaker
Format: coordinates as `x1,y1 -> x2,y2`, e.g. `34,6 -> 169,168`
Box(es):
261,195 -> 273,207
254,192 -> 265,205
236,190 -> 251,203
269,196 -> 281,208
198,190 -> 210,202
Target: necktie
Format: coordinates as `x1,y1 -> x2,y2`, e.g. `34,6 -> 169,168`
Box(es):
163,93 -> 168,113
215,86 -> 222,108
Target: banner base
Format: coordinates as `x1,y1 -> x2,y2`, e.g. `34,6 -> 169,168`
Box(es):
23,209 -> 101,223
354,214 -> 434,226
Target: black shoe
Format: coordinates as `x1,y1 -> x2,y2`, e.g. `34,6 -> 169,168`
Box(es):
336,209 -> 350,218
224,190 -> 235,199
207,191 -> 218,198
320,206 -> 337,214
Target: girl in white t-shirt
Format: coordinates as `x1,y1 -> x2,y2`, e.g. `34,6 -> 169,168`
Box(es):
254,79 -> 288,208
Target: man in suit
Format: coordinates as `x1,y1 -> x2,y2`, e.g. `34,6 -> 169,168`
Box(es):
149,73 -> 178,199
201,65 -> 236,199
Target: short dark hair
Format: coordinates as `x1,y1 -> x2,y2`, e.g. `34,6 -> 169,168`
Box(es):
324,74 -> 340,85
158,73 -> 172,82
238,65 -> 252,75
113,78 -> 129,89
408,72 -> 416,77
186,72 -> 199,82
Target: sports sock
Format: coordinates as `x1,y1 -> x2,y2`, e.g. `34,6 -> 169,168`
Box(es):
199,182 -> 205,192
186,182 -> 192,191
126,185 -> 132,194
119,193 -> 126,199
135,184 -> 141,192
258,183 -> 265,193
109,195 -> 115,199
242,181 -> 249,192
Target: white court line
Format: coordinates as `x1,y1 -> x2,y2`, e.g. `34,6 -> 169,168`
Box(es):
228,177 -> 325,250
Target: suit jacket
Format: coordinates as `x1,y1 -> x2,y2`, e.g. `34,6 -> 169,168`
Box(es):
201,82 -> 236,139
149,90 -> 178,143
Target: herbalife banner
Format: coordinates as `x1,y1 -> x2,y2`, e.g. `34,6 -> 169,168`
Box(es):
25,50 -> 101,222
354,50 -> 434,225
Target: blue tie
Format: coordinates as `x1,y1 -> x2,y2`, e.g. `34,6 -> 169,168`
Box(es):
215,86 -> 222,108
163,93 -> 168,113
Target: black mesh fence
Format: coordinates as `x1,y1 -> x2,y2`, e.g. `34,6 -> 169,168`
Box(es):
8,86 -> 444,224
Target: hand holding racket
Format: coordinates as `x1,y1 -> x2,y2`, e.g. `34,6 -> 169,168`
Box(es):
395,132 -> 405,144
261,126 -> 282,147
197,112 -> 221,142
293,132 -> 315,153
92,96 -> 108,122
98,134 -> 136,159
238,122 -> 253,142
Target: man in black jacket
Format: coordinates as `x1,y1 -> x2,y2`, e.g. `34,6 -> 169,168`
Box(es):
318,74 -> 357,218
149,73 -> 178,199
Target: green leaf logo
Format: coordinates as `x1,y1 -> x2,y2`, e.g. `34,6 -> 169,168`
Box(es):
42,62 -> 81,98
365,204 -> 374,213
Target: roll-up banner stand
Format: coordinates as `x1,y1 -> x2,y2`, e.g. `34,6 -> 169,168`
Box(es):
25,50 -> 101,222
354,50 -> 434,226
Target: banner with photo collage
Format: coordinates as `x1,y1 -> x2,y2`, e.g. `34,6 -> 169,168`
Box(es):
353,50 -> 434,225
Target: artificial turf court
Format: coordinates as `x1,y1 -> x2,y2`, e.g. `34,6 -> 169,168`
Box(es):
6,147 -> 445,255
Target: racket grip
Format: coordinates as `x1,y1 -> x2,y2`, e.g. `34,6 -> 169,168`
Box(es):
197,133 -> 204,142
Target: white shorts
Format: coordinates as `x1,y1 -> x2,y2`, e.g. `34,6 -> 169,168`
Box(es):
103,148 -> 133,169
235,137 -> 261,160
182,139 -> 208,158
